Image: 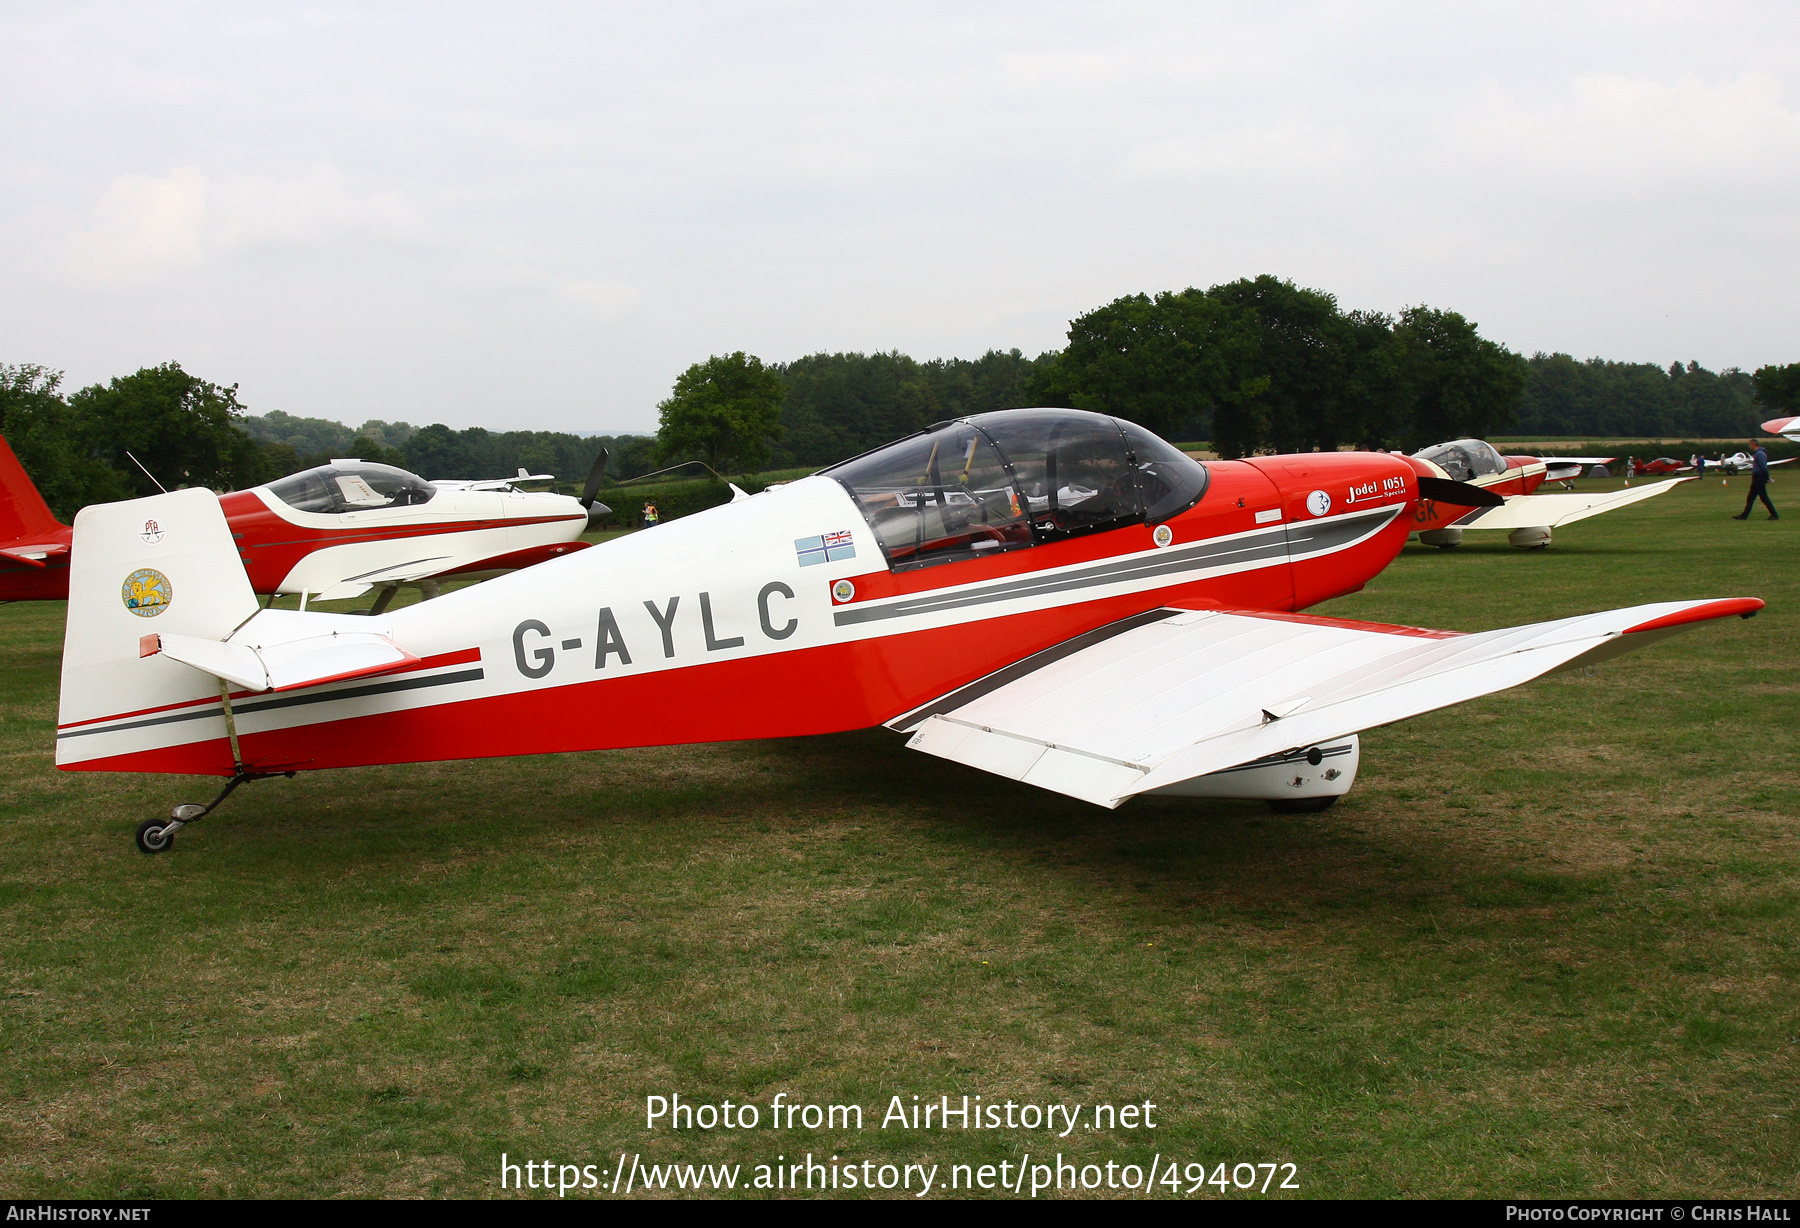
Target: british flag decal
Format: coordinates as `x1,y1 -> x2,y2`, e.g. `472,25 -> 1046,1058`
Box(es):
795,530 -> 856,567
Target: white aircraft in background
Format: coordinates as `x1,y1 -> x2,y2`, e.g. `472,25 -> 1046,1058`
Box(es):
1716,451 -> 1794,475
1534,455 -> 1619,484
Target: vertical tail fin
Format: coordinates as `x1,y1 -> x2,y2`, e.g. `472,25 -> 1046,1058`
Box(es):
57,488 -> 260,773
0,435 -> 64,541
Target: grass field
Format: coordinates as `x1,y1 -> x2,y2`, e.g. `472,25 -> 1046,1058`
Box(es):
0,475 -> 1795,1199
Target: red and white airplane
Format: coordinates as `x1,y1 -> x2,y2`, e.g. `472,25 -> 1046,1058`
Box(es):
1408,438 -> 1691,548
0,436 -> 605,610
1763,417 -> 1800,442
49,408 -> 1760,853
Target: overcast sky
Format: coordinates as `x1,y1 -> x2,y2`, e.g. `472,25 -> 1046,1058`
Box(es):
4,1 -> 1798,434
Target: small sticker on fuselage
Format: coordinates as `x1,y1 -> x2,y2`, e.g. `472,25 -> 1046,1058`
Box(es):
832,579 -> 855,603
1152,524 -> 1174,548
1306,490 -> 1332,517
796,531 -> 856,567
1255,509 -> 1282,524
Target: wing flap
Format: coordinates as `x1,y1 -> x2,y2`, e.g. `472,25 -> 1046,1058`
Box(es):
1453,478 -> 1693,530
906,599 -> 1762,808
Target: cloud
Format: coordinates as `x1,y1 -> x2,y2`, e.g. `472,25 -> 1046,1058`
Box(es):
59,166 -> 209,285
58,165 -> 425,287
560,278 -> 642,318
1446,70 -> 1800,202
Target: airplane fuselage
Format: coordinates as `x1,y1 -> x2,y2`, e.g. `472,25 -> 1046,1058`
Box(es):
57,451 -> 1423,777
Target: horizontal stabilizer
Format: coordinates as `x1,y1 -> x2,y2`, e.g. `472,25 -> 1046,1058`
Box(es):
1453,477 -> 1693,530
904,599 -> 1762,809
0,542 -> 67,567
148,608 -> 420,692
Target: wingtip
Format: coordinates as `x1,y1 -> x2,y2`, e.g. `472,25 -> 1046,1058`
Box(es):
1623,598 -> 1765,635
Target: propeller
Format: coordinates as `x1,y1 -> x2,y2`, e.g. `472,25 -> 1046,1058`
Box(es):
579,449 -> 612,521
1416,476 -> 1506,507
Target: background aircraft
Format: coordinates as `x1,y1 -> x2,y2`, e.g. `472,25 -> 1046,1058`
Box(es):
1408,438 -> 1687,548
1715,450 -> 1794,475
44,408 -> 1758,853
0,438 -> 608,609
1763,417 -> 1800,441
1535,455 -> 1618,484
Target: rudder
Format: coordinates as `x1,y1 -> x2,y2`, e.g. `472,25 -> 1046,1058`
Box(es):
57,489 -> 259,772
0,435 -> 63,541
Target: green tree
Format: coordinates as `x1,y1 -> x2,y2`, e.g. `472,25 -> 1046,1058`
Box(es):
1391,307 -> 1527,448
1752,363 -> 1800,417
69,362 -> 268,496
346,434 -> 408,468
1205,276 -> 1364,455
657,352 -> 785,474
1041,290 -> 1262,444
0,364 -> 132,519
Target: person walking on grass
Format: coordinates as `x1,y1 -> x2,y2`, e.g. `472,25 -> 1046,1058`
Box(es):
1732,442 -> 1778,520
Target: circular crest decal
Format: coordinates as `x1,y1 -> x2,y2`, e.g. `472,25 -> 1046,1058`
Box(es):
1306,489 -> 1332,517
1152,524 -> 1174,548
138,519 -> 166,545
831,579 -> 855,603
122,568 -> 173,617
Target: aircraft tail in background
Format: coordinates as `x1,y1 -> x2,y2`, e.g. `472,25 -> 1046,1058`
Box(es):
0,434 -> 65,542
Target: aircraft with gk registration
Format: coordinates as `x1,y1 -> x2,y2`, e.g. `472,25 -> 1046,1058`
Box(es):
0,437 -> 609,611
1407,438 -> 1691,549
49,409 -> 1761,854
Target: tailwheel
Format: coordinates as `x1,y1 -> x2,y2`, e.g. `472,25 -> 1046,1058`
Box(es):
135,817 -> 175,855
1267,796 -> 1338,814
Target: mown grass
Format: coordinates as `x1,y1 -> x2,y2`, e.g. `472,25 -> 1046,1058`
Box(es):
0,475 -> 1794,1199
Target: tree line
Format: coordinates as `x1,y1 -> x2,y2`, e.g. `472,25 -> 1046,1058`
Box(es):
6,273 -> 1797,521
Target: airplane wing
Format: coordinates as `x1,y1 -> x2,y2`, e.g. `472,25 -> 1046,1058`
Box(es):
1538,456 -> 1618,466
1448,477 -> 1693,530
894,599 -> 1760,809
310,555 -> 459,602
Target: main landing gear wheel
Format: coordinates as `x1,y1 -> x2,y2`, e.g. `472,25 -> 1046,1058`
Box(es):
1267,796 -> 1338,814
135,817 -> 175,855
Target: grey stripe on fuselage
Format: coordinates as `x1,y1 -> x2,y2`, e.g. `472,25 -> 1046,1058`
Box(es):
56,668 -> 486,741
835,504 -> 1399,628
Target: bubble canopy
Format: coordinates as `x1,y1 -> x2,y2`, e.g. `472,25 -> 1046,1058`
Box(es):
266,462 -> 439,514
821,408 -> 1210,570
1411,438 -> 1508,482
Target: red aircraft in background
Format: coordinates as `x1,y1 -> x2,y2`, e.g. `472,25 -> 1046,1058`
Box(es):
1407,438 -> 1688,549
0,435 -> 608,609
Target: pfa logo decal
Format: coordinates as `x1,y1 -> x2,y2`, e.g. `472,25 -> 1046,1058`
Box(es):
1152,524 -> 1174,548
1306,489 -> 1332,517
138,519 -> 166,544
831,579 -> 856,603
122,568 -> 173,617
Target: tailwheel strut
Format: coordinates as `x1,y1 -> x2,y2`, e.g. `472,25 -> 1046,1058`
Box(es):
133,678 -> 294,854
134,769 -> 292,855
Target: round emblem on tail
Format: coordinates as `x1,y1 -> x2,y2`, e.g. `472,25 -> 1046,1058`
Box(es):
1152,524 -> 1174,548
138,519 -> 165,544
1306,489 -> 1332,517
122,568 -> 173,617
832,579 -> 855,603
